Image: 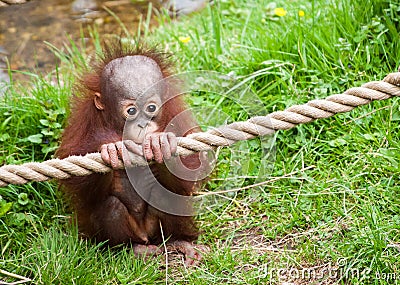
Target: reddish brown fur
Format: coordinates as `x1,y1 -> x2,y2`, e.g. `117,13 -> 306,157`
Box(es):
57,42 -> 202,246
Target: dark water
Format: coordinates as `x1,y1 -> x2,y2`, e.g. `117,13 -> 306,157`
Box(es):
0,0 -> 156,84
0,0 -> 208,87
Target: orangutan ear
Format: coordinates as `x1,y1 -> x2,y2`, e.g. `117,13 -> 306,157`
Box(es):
94,92 -> 105,110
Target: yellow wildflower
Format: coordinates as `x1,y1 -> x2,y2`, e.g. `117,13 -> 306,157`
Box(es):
298,10 -> 305,17
274,7 -> 287,17
178,36 -> 191,44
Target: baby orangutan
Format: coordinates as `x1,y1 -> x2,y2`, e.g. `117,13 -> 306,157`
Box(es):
56,44 -> 209,266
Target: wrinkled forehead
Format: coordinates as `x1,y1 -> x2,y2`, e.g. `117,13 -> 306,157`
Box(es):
101,55 -> 164,100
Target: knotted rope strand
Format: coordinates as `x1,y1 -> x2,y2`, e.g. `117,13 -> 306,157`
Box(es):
1,72 -> 399,187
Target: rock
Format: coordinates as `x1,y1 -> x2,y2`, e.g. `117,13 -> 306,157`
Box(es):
2,0 -> 29,4
161,0 -> 210,16
71,0 -> 97,14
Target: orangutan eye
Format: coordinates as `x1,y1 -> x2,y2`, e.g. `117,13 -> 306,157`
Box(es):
146,104 -> 157,113
127,107 -> 137,116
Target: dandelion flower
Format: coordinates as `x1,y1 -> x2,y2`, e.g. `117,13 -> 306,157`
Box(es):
178,36 -> 191,44
274,7 -> 287,17
298,10 -> 305,17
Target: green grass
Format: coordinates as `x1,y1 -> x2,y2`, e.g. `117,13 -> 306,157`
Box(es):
1,0 -> 400,284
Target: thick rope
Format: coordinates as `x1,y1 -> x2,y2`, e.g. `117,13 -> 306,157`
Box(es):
1,72 -> 400,187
